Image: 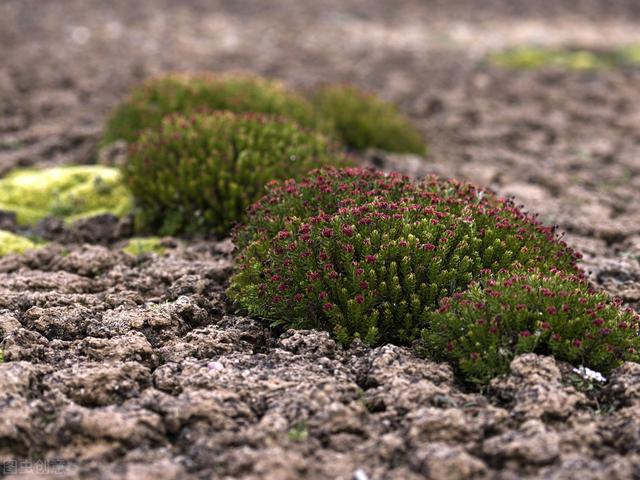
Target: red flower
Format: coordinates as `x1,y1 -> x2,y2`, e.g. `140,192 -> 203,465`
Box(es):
546,306 -> 557,315
355,294 -> 365,304
341,225 -> 355,237
323,302 -> 334,311
519,330 -> 532,337
366,255 -> 377,264
592,318 -> 604,327
321,227 -> 333,238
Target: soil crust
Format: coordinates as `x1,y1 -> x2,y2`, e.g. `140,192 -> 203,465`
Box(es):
1,1 -> 640,478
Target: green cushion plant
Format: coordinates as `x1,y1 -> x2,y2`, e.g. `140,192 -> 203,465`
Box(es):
124,112 -> 348,237
312,85 -> 427,154
423,269 -> 640,385
101,73 -> 323,146
228,168 -> 580,346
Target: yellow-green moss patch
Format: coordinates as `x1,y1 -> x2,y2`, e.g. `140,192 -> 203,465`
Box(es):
490,45 -> 640,71
122,237 -> 166,256
0,230 -> 38,256
0,165 -> 133,226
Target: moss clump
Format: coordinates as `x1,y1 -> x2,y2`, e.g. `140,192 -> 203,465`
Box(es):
122,237 -> 166,257
0,230 -> 38,256
424,270 -> 640,385
490,45 -> 640,71
124,112 -> 348,237
312,85 -> 427,155
101,73 -> 323,146
0,165 -> 133,226
228,168 -> 579,346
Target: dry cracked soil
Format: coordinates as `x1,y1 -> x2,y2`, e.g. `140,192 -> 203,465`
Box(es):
1,1 -> 640,479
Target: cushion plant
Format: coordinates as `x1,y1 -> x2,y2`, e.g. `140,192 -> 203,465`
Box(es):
312,84 -> 427,154
228,168 -> 580,346
424,269 -> 640,385
123,112 -> 348,237
101,73 -> 323,146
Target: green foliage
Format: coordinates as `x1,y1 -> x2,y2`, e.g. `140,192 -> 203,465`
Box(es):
312,85 -> 427,154
101,73 -> 323,146
124,112 -> 348,237
0,230 -> 38,256
490,45 -> 640,71
234,167 -> 416,251
122,237 -> 166,256
0,166 -> 132,226
423,270 -> 640,385
228,168 -> 579,346
287,423 -> 309,442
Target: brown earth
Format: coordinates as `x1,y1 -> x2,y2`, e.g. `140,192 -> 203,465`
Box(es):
1,1 -> 640,479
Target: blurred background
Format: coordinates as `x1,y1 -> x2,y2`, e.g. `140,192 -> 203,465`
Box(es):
1,0 -> 640,285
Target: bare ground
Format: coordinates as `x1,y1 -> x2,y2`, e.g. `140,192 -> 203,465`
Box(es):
1,1 -> 640,478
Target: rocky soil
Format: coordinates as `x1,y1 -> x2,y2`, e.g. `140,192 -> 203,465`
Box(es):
1,0 -> 640,478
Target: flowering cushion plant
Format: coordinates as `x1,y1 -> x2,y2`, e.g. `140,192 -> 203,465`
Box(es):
101,73 -> 324,145
228,168 -> 581,346
423,269 -> 640,385
234,167 -> 416,251
235,167 -> 575,254
124,112 -> 347,236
